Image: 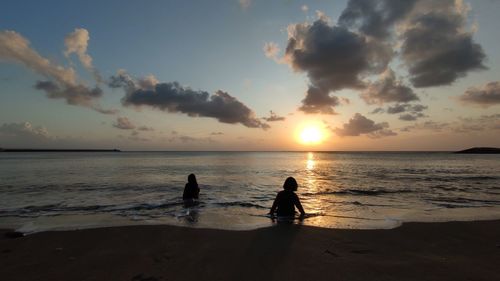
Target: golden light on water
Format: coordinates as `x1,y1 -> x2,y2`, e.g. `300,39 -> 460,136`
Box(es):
306,152 -> 315,170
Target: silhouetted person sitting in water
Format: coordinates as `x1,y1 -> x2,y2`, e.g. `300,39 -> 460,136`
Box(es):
183,173 -> 200,200
270,177 -> 305,217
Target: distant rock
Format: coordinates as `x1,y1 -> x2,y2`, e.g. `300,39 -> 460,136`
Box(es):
455,147 -> 500,154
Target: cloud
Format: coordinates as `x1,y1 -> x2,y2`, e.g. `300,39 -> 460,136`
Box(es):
370,107 -> 385,114
112,117 -> 135,130
400,0 -> 486,87
270,1 -> 487,113
0,121 -> 76,148
334,113 -> 397,138
210,132 -> 224,136
0,30 -> 76,85
399,113 -> 425,121
373,103 -> 428,121
166,134 -> 215,144
64,28 -> 101,82
400,114 -> 500,133
284,17 -> 393,113
0,30 -> 113,114
301,5 -> 309,12
263,42 -> 281,62
239,0 -> 251,10
263,111 -> 285,122
454,114 -> 500,133
0,122 -> 49,143
34,80 -> 102,107
339,0 -> 418,39
360,69 -> 419,104
386,103 -> 427,114
109,71 -> 269,130
400,121 -> 450,132
298,86 -> 340,114
459,81 -> 500,107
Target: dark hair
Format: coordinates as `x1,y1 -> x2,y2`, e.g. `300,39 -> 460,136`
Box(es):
283,177 -> 298,191
188,174 -> 198,186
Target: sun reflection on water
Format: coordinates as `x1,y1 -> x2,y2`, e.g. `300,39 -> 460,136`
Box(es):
306,152 -> 315,170
303,152 -> 322,216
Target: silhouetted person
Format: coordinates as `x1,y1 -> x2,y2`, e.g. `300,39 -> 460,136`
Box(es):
270,177 -> 305,217
183,173 -> 200,200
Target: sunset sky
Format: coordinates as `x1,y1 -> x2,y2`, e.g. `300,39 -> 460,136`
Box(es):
1,0 -> 499,151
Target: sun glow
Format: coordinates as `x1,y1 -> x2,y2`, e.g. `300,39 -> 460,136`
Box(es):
297,124 -> 325,145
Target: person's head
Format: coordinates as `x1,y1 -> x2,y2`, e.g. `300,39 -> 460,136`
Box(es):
283,177 -> 298,191
188,173 -> 197,185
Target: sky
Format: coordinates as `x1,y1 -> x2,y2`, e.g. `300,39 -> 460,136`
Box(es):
0,0 -> 499,151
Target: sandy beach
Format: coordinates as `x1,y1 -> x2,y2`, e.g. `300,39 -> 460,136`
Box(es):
1,220 -> 499,281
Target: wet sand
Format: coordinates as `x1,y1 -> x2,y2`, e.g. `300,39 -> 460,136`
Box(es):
1,220 -> 499,281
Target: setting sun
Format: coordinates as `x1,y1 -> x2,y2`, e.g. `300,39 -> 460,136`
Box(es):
299,126 -> 323,145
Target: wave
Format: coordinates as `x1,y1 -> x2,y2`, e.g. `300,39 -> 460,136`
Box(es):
302,188 -> 414,197
214,201 -> 268,209
427,196 -> 500,208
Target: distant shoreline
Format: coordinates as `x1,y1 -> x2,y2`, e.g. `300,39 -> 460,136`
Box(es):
0,149 -> 121,152
0,147 -> 498,153
454,147 -> 500,154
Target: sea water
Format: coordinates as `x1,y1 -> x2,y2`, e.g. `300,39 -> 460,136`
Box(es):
1,151 -> 499,232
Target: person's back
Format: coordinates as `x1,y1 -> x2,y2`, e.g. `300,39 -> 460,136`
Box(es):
274,189 -> 301,216
270,177 -> 305,217
183,173 -> 200,200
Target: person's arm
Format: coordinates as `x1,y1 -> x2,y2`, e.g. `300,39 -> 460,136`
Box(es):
194,185 -> 200,199
183,183 -> 189,199
269,195 -> 278,215
294,194 -> 306,215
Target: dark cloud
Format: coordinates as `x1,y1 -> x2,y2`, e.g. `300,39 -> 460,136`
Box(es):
210,132 -> 224,136
360,69 -> 419,104
263,110 -> 286,122
371,103 -> 427,120
112,117 -> 135,130
459,81 -> 500,107
272,1 -> 487,113
370,107 -> 385,114
400,1 -> 486,87
387,103 -> 427,121
285,18 -> 393,113
339,0 -> 418,39
334,113 -> 397,138
399,113 -> 425,121
298,86 -> 340,114
34,80 -> 103,107
387,103 -> 427,114
109,72 -> 269,130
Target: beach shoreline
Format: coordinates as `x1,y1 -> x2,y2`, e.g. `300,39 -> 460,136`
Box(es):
2,219 -> 499,281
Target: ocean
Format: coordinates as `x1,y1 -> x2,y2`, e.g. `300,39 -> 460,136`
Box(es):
1,151 -> 499,232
